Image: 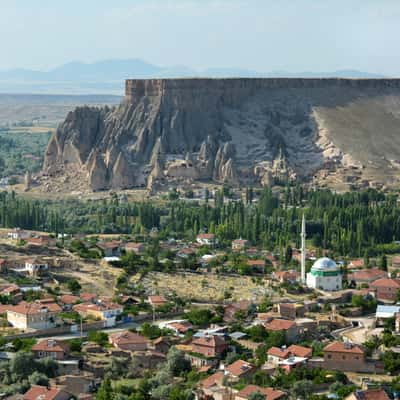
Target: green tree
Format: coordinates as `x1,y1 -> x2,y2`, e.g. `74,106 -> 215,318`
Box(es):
292,380 -> 313,399
248,392 -> 266,400
379,254 -> 388,271
67,278 -> 81,294
28,371 -> 49,386
96,377 -> 113,400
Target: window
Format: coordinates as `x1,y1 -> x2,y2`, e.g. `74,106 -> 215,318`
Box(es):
342,355 -> 346,360
327,354 -> 332,359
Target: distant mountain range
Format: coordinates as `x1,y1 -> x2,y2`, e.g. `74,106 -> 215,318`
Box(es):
0,59 -> 386,94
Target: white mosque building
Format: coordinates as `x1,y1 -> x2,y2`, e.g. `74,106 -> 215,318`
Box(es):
300,215 -> 342,291
306,257 -> 342,291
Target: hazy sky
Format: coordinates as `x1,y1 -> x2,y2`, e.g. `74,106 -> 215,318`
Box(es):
1,0 -> 400,74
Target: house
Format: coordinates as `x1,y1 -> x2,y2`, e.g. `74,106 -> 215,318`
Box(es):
24,259 -> 49,276
232,239 -> 249,251
23,385 -> 72,400
267,344 -> 312,365
370,278 -> 400,302
0,284 -> 22,303
148,295 -> 167,308
224,359 -> 256,381
348,268 -> 387,286
196,233 -> 218,247
32,339 -> 70,360
8,228 -> 30,241
272,270 -> 300,284
247,259 -> 266,273
27,236 -> 56,247
197,371 -> 226,400
125,242 -> 145,255
162,320 -> 193,336
235,385 -> 286,400
97,241 -> 121,257
80,293 -> 98,303
177,247 -> 196,259
224,300 -> 251,323
152,337 -> 172,354
59,294 -> 80,310
323,342 -> 366,372
278,303 -> 305,320
191,335 -> 228,358
7,300 -> 61,330
109,330 -> 148,351
344,388 -> 390,400
348,259 -> 364,270
264,319 -> 299,343
73,301 -> 122,326
278,356 -> 308,373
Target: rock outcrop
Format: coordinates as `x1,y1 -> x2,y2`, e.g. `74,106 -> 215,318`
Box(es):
43,78 -> 400,191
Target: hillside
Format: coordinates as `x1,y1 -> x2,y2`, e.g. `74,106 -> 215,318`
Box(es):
42,78 -> 400,193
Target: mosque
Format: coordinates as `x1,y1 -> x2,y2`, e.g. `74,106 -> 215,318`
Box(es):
306,257 -> 342,291
301,215 -> 342,291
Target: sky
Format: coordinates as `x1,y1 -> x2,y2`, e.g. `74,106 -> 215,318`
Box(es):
1,0 -> 400,75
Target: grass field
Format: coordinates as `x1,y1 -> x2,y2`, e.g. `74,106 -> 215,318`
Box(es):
139,271 -> 270,303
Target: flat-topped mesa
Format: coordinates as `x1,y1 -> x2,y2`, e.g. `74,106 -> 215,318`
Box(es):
44,77 -> 400,192
124,77 -> 400,104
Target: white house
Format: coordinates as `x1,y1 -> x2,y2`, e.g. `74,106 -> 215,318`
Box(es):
196,233 -> 218,247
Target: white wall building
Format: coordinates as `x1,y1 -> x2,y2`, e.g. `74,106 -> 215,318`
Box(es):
306,257 -> 342,291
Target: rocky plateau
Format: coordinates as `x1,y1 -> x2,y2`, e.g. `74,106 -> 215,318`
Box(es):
43,78 -> 400,192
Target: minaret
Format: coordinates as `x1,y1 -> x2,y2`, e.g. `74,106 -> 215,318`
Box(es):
301,214 -> 306,284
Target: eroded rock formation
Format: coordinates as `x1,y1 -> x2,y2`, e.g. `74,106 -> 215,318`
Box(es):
43,78 -> 400,191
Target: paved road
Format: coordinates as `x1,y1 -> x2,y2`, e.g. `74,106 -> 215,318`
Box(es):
339,315 -> 376,344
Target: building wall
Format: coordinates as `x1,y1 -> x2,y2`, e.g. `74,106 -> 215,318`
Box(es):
33,350 -> 65,360
7,311 -> 56,330
113,342 -> 148,352
307,273 -> 342,291
324,351 -> 366,372
373,286 -> 398,302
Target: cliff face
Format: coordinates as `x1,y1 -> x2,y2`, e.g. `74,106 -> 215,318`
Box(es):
43,78 -> 400,191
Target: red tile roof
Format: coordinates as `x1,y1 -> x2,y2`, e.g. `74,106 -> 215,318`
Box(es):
247,259 -> 266,267
264,318 -> 296,331
109,330 -> 148,346
225,359 -> 255,377
348,268 -> 387,282
23,385 -> 69,400
9,301 -> 61,315
199,371 -> 224,389
351,389 -> 390,400
323,341 -> 364,355
371,278 -> 400,288
59,294 -> 80,305
267,345 -> 311,359
97,240 -> 121,249
80,293 -> 97,302
32,339 -> 69,353
197,233 -> 216,239
148,295 -> 167,305
236,385 -> 286,400
192,335 -> 227,348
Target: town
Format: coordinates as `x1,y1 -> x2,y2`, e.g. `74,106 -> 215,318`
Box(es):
0,187 -> 398,400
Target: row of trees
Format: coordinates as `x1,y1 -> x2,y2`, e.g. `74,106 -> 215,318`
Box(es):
1,188 -> 400,257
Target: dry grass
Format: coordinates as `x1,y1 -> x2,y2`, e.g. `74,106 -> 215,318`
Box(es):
138,271 -> 268,303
